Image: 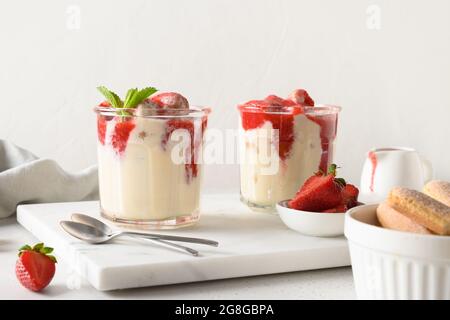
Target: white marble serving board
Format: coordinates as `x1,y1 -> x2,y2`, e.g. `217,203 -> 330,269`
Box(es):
16,194 -> 350,291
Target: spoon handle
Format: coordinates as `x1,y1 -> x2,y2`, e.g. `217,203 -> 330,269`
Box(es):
124,234 -> 199,256
122,231 -> 219,247
150,239 -> 199,256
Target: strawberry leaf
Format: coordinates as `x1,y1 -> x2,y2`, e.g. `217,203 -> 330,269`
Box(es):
33,243 -> 44,251
47,255 -> 57,263
40,247 -> 54,254
327,164 -> 338,176
19,243 -> 57,262
19,245 -> 32,251
335,178 -> 347,188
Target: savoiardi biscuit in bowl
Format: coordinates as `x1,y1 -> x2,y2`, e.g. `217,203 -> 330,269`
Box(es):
344,188 -> 450,299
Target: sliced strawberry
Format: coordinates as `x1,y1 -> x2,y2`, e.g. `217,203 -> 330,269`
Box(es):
341,184 -> 359,209
97,115 -> 107,145
15,243 -> 56,292
288,164 -> 345,212
111,120 -> 135,154
288,89 -> 315,106
240,99 -> 270,110
288,174 -> 342,211
264,95 -> 296,107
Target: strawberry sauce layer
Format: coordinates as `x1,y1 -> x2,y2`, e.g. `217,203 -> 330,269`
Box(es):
238,97 -> 301,161
96,108 -> 207,183
96,114 -> 136,154
161,117 -> 207,183
97,116 -> 107,145
238,90 -> 338,172
111,120 -> 136,154
306,113 -> 339,172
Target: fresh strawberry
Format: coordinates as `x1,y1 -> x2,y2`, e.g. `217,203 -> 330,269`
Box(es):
322,204 -> 348,213
341,184 -> 359,209
97,115 -> 107,145
15,243 -> 57,292
111,119 -> 135,154
150,92 -> 189,109
288,164 -> 344,212
241,99 -> 270,109
288,89 -> 315,106
264,95 -> 296,107
99,100 -> 111,107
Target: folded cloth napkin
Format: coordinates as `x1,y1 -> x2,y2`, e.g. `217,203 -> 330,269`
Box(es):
0,140 -> 98,218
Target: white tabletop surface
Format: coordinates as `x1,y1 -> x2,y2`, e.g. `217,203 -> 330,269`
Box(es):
0,216 -> 356,300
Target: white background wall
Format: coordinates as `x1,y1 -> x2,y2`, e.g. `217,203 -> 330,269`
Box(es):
0,0 -> 449,193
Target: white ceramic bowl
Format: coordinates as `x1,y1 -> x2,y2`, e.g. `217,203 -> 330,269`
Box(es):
276,200 -> 345,237
345,204 -> 450,300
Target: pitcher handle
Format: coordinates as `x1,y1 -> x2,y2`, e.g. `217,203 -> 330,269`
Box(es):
420,156 -> 433,183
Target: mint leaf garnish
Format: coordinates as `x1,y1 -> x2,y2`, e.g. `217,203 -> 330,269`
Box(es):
97,86 -> 157,109
123,87 -> 158,108
123,88 -> 138,108
97,86 -> 124,109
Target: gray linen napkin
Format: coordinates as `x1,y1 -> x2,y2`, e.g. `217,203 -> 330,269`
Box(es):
0,140 -> 98,218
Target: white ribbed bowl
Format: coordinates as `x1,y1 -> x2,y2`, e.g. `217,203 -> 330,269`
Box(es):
345,204 -> 450,300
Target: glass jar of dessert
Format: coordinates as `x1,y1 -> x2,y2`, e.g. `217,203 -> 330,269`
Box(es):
94,87 -> 210,228
237,89 -> 341,211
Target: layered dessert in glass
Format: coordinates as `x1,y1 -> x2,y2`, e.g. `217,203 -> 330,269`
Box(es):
94,87 -> 210,228
238,89 -> 341,211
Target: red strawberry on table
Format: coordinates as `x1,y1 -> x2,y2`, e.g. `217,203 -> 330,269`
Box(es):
288,164 -> 344,212
15,243 -> 57,292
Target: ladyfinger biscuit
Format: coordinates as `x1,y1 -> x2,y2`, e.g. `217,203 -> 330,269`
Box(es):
423,180 -> 450,207
376,202 -> 432,234
388,187 -> 450,236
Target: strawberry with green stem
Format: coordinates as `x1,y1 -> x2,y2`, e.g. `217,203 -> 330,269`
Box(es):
289,164 -> 344,212
15,243 -> 57,292
289,164 -> 360,213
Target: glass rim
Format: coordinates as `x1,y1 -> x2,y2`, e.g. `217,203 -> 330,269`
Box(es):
370,146 -> 416,153
94,105 -> 211,118
237,104 -> 342,115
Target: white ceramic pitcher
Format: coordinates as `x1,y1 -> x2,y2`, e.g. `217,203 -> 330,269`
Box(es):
359,147 -> 433,204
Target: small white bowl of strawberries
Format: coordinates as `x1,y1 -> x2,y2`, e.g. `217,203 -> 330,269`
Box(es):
277,164 -> 361,237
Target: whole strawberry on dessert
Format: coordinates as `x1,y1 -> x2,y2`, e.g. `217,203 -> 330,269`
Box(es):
288,164 -> 359,213
15,243 -> 57,292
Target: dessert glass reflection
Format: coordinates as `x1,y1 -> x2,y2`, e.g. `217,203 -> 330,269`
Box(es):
238,89 -> 341,211
94,92 -> 210,229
